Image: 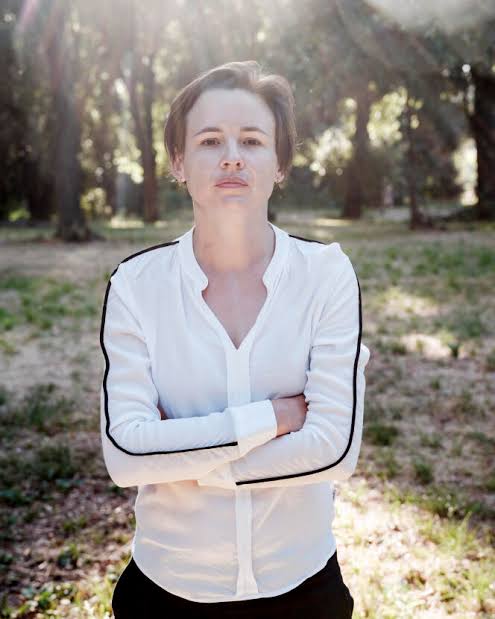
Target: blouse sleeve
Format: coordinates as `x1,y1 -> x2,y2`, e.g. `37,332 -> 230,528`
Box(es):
99,266 -> 278,488
196,255 -> 370,490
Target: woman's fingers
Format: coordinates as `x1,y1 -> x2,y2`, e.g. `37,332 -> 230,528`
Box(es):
157,401 -> 168,420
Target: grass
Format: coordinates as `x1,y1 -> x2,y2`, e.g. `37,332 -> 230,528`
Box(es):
1,382 -> 75,436
0,272 -> 99,342
1,209 -> 494,617
365,422 -> 400,446
0,440 -> 83,507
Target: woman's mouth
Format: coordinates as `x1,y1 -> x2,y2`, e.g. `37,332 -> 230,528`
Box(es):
216,182 -> 248,188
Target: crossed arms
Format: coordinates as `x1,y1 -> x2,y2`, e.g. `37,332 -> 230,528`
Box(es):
99,252 -> 370,489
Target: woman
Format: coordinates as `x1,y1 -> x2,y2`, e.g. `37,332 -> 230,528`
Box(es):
100,60 -> 370,618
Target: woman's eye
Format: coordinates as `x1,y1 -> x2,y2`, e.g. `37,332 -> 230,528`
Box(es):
199,138 -> 261,146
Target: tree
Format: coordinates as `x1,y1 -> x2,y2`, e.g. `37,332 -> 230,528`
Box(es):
367,0 -> 495,220
40,1 -> 95,240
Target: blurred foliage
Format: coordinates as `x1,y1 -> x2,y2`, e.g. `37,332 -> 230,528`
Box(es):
0,0 -> 494,235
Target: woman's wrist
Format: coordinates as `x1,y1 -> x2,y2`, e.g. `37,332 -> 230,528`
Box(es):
272,398 -> 289,437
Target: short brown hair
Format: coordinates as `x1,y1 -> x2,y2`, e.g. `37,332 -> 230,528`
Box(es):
164,60 -> 298,185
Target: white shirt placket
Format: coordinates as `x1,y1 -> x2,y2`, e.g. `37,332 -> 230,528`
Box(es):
227,346 -> 259,596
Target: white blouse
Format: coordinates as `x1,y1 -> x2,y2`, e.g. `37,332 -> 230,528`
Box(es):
99,220 -> 371,603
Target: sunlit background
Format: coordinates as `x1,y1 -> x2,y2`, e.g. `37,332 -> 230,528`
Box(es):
1,1 -> 495,618
2,0 -> 494,236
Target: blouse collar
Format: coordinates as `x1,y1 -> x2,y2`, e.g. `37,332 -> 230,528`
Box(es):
178,220 -> 289,293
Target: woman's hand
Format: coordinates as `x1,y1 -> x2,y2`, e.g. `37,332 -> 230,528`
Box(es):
157,401 -> 168,420
271,394 -> 308,437
157,396 -> 308,432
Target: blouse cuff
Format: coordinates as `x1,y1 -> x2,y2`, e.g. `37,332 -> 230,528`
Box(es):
230,399 -> 278,458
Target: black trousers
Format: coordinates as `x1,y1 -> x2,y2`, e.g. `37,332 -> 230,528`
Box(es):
111,549 -> 354,618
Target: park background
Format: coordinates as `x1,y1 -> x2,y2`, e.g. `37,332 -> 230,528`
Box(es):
1,0 -> 494,617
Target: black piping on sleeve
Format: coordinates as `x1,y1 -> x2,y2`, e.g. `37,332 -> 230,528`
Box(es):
235,265 -> 364,485
99,239 -> 240,456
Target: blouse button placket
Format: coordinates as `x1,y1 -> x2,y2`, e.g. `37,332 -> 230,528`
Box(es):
227,342 -> 259,596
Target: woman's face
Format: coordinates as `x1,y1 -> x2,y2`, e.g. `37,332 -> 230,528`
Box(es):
173,87 -> 284,213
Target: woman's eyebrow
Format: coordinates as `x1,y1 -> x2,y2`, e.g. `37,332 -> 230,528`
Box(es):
193,126 -> 269,136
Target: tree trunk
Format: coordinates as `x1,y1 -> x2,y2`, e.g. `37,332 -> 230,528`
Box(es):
343,86 -> 371,219
24,156 -> 54,222
53,86 -> 90,240
126,54 -> 159,223
92,84 -> 119,217
402,94 -> 433,230
141,52 -> 158,223
45,2 -> 92,241
124,8 -> 159,224
470,68 -> 495,221
404,101 -> 420,229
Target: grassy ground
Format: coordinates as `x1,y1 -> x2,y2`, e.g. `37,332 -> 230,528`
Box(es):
0,208 -> 494,618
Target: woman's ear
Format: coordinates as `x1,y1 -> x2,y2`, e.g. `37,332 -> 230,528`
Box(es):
171,151 -> 185,183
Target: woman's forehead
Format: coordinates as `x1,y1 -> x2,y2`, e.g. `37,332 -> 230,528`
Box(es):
187,88 -> 275,134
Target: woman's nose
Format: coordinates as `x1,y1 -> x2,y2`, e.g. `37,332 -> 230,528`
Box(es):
221,139 -> 244,167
